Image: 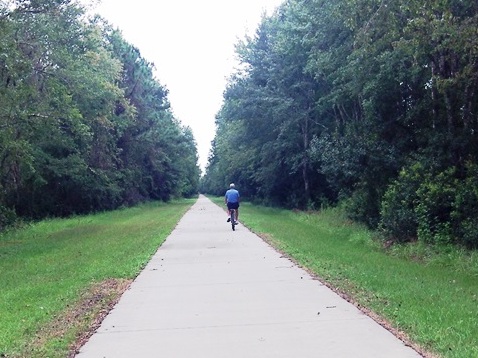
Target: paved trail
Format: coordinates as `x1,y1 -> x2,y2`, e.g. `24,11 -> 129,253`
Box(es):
77,195 -> 421,357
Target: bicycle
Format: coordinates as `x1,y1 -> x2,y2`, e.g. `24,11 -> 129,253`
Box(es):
230,208 -> 237,231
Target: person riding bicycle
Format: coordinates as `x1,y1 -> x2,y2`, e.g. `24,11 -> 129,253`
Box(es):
225,183 -> 240,223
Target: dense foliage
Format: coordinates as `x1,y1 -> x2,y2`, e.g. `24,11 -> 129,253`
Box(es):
202,0 -> 478,248
0,0 -> 200,228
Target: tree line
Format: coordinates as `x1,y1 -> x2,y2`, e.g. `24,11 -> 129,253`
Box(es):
202,0 -> 478,248
0,0 -> 200,229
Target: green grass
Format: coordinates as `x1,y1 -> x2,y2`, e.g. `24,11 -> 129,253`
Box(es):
0,199 -> 195,357
3,196 -> 477,357
211,198 -> 478,358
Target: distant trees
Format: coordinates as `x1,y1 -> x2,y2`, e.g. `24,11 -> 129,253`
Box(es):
202,0 -> 478,248
0,0 -> 199,228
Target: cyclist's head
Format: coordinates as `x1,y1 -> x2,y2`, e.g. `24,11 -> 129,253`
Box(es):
230,183 -> 235,188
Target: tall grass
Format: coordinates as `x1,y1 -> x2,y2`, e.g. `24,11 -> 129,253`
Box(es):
225,200 -> 477,358
0,199 -> 195,357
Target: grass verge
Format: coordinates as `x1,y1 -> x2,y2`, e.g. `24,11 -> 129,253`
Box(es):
210,197 -> 478,358
0,198 -> 195,357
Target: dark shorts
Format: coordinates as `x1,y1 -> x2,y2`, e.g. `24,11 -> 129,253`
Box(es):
227,202 -> 239,210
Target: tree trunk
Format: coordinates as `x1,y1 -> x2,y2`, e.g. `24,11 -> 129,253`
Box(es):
302,114 -> 310,208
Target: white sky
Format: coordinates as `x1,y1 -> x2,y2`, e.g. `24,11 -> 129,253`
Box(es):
88,0 -> 284,173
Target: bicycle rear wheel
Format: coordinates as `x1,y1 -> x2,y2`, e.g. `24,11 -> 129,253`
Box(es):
231,209 -> 236,231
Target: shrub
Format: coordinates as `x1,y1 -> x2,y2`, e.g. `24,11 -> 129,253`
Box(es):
415,167 -> 456,245
379,162 -> 423,242
380,160 -> 478,248
0,205 -> 17,231
344,183 -> 382,229
451,162 -> 478,248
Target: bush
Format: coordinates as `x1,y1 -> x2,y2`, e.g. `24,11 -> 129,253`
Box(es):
380,161 -> 478,248
451,162 -> 478,248
415,167 -> 456,245
344,183 -> 382,229
0,205 -> 17,231
379,162 -> 423,242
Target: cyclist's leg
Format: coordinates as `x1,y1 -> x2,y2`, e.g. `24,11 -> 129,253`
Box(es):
232,203 -> 239,222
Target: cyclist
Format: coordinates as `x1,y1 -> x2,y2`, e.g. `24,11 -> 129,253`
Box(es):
225,183 -> 240,223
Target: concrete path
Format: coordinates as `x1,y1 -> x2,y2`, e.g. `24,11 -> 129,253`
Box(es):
77,195 -> 421,357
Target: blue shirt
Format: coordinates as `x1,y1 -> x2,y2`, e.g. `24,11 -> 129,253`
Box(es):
225,188 -> 240,203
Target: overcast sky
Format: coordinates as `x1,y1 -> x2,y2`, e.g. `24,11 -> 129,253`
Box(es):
88,0 -> 284,173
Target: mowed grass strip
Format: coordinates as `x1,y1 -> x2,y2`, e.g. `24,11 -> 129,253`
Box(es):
211,198 -> 478,358
0,199 -> 195,357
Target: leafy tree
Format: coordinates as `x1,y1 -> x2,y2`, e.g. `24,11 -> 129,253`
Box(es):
0,0 -> 200,226
105,28 -> 199,202
206,6 -> 331,208
204,0 -> 478,247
